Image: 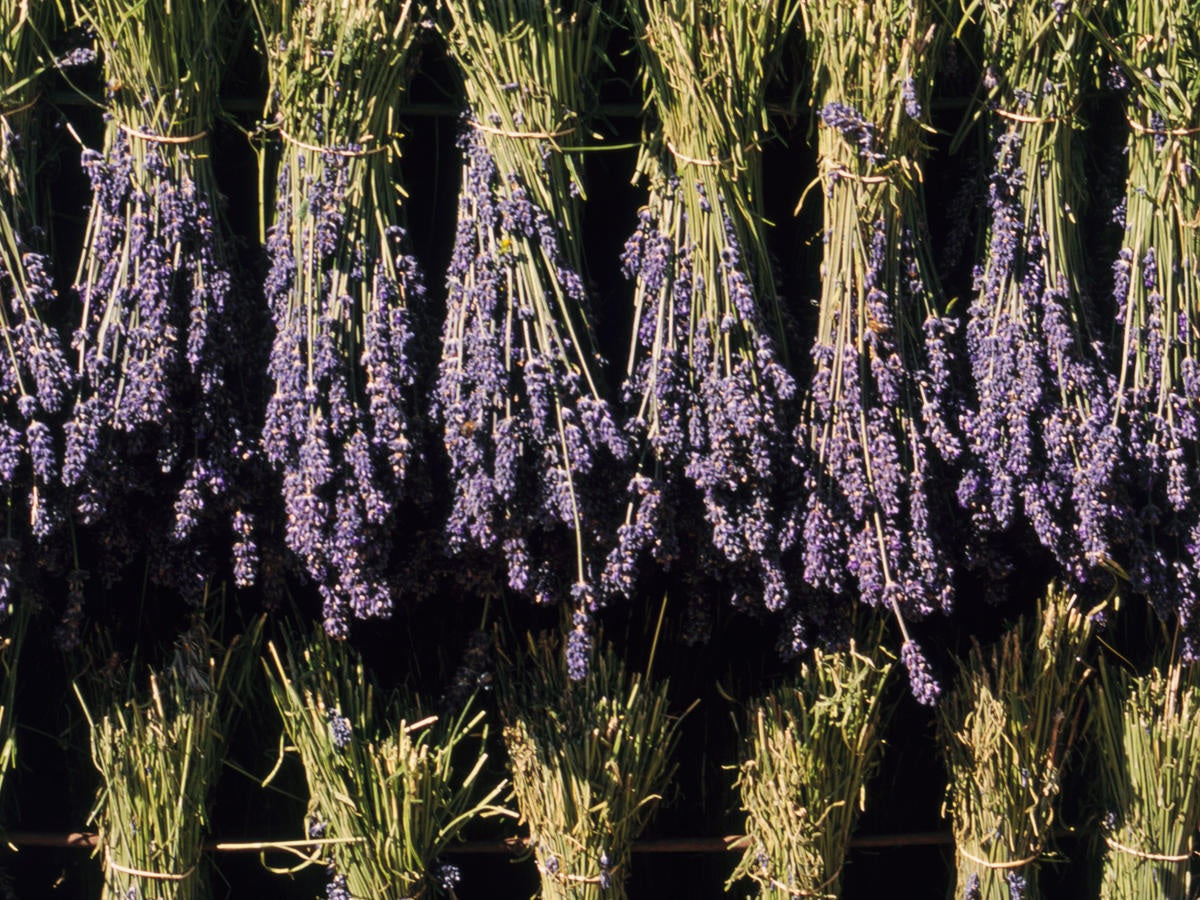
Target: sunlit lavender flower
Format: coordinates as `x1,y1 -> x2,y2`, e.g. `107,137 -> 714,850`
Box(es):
328,709 -> 352,749
435,127 -> 623,638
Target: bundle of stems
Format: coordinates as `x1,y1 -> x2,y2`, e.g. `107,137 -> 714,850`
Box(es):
729,636 -> 894,898
1092,649 -> 1200,898
938,584 -> 1100,899
0,0 -> 73,541
66,0 -> 255,597
436,0 -> 627,660
956,0 -> 1117,581
604,0 -> 800,615
265,627 -> 509,899
77,610 -> 264,899
497,633 -> 685,899
796,0 -> 956,701
1098,0 -> 1200,653
254,0 -> 429,636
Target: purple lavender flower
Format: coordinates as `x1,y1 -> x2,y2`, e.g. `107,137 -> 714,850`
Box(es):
328,709 -> 352,749
435,127 -> 622,622
900,640 -> 941,706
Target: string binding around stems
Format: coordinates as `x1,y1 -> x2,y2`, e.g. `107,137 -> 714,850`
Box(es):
275,124 -> 394,158
956,844 -> 1040,870
115,122 -> 209,145
535,859 -> 624,885
1125,116 -> 1200,137
470,117 -> 579,142
104,847 -> 198,882
1103,834 -> 1193,863
993,108 -> 1061,125
664,137 -> 756,171
766,863 -> 843,898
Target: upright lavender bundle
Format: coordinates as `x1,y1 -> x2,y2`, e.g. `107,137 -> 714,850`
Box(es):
939,584 -> 1100,899
730,636 -> 894,897
605,0 -> 800,620
0,1 -> 74,544
795,0 -> 957,699
1102,1 -> 1200,653
437,0 -> 625,668
957,0 -> 1117,581
67,0 -> 254,594
254,0 -> 428,636
1092,650 -> 1200,898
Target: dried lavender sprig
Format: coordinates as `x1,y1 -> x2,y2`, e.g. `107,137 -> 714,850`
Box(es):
253,0 -> 428,636
958,0 -> 1117,582
1099,0 -> 1200,654
0,1 -> 74,540
1092,650 -> 1200,898
436,0 -> 625,653
939,584 -> 1100,899
67,0 -> 256,592
795,0 -> 958,700
606,0 -> 800,617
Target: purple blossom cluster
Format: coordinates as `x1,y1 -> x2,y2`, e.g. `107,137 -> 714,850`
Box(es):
0,121 -> 74,545
798,211 -> 959,703
435,128 -> 626,657
604,175 -> 796,616
263,149 -> 427,637
67,129 -> 255,600
960,126 -> 1118,581
1111,244 -> 1200,652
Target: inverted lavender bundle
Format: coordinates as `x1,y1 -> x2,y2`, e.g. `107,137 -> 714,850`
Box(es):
67,0 -> 254,590
437,0 -> 625,664
957,0 -> 1116,581
605,0 -> 800,617
1102,1 -> 1200,652
0,2 -> 73,545
254,0 -> 427,636
796,0 -> 957,699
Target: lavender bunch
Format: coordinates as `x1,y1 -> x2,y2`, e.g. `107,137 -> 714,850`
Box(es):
497,632 -> 685,900
795,0 -> 957,700
78,611 -> 263,900
957,0 -> 1117,582
939,584 -> 1100,899
67,0 -> 255,593
1099,1 -> 1200,653
265,627 -> 509,899
254,0 -> 428,637
1092,649 -> 1200,899
729,636 -> 894,898
0,0 -> 73,543
605,0 -> 801,618
436,0 -> 625,660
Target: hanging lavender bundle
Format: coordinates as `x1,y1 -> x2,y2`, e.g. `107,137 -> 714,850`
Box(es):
254,0 -> 428,636
66,0 -> 255,594
604,0 -> 800,620
436,0 -> 625,666
795,0 -> 957,700
0,1 -> 74,545
1102,1 -> 1200,653
957,0 -> 1117,582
